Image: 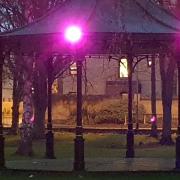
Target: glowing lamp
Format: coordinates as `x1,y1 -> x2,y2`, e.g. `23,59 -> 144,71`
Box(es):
147,59 -> 152,67
65,26 -> 82,43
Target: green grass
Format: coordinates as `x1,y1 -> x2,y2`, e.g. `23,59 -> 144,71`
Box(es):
4,133 -> 175,160
2,133 -> 177,174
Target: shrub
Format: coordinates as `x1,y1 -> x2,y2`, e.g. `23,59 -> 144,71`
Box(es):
52,96 -> 146,125
87,98 -> 146,124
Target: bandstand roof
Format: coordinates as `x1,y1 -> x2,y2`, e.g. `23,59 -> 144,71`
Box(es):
2,0 -> 180,35
1,0 -> 180,54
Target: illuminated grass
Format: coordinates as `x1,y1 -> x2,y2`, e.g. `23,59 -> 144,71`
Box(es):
5,133 -> 175,160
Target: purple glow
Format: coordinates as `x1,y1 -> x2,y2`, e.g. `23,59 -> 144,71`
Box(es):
30,115 -> 34,122
150,116 -> 156,123
65,26 -> 82,43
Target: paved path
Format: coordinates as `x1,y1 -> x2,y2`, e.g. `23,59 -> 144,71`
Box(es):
6,158 -> 176,171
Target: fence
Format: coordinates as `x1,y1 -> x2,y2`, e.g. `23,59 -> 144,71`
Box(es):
2,113 -> 22,127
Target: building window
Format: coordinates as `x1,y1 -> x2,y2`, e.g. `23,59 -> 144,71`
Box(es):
173,71 -> 178,97
70,62 -> 77,75
52,79 -> 58,94
119,58 -> 128,78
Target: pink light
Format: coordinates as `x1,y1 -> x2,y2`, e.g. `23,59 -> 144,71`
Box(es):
30,115 -> 34,123
65,25 -> 82,43
150,116 -> 156,123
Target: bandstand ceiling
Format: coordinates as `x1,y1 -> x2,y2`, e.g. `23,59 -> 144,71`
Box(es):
1,0 -> 180,54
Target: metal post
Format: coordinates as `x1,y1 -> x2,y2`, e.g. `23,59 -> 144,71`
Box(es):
150,54 -> 158,137
135,66 -> 139,130
74,58 -> 85,171
126,51 -> 134,158
176,59 -> 180,169
45,57 -> 55,159
0,49 -> 5,168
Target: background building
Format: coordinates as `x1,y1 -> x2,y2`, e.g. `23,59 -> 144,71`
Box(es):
61,56 -> 177,98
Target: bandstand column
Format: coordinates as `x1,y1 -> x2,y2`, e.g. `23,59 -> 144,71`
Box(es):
150,54 -> 158,137
176,58 -> 180,169
74,57 -> 85,171
126,51 -> 135,158
45,57 -> 55,159
0,48 -> 5,168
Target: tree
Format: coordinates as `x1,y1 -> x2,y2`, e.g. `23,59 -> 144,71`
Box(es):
4,52 -> 24,135
159,53 -> 176,144
152,0 -> 178,145
174,0 -> 180,17
32,55 -> 47,139
16,55 -> 34,156
0,0 -> 68,153
0,0 -> 66,128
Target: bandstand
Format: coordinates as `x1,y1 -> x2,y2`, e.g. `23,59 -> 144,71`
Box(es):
0,0 -> 180,171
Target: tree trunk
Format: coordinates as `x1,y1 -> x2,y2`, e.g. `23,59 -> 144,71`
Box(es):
10,100 -> 19,135
160,101 -> 173,144
32,57 -> 47,139
16,58 -> 34,156
159,53 -> 175,145
33,106 -> 46,139
10,78 -> 20,135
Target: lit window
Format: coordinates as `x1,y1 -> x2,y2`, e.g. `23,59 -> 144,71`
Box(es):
52,79 -> 58,94
70,62 -> 77,75
119,58 -> 128,78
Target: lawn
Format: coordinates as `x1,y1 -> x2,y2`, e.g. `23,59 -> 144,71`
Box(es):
4,132 -> 176,160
